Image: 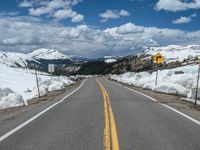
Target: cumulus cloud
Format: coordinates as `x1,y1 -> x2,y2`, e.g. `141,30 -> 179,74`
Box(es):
19,0 -> 84,22
155,0 -> 200,12
172,14 -> 197,24
53,9 -> 84,22
100,9 -> 130,22
172,16 -> 192,24
18,0 -> 33,7
1,17 -> 200,57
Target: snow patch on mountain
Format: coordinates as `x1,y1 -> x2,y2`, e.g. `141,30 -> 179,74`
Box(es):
104,56 -> 120,63
105,59 -> 117,63
0,51 -> 28,67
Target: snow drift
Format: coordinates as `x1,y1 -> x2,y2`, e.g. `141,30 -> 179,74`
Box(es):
0,64 -> 74,109
110,64 -> 200,104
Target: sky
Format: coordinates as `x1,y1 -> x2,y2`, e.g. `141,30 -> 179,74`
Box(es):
0,0 -> 200,57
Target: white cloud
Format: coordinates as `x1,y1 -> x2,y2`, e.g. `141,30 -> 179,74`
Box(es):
116,23 -> 144,34
172,14 -> 197,24
19,0 -> 84,22
29,7 -> 53,16
100,9 -> 130,22
1,17 -> 200,57
53,9 -> 76,19
119,10 -> 130,16
172,16 -> 192,24
0,11 -> 19,16
155,0 -> 200,12
71,14 -> 84,22
53,9 -> 84,22
18,0 -> 33,7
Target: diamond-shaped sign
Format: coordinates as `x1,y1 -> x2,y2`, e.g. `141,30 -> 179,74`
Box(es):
153,52 -> 165,64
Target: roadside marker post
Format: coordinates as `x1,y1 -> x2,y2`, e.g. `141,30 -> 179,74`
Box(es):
194,63 -> 200,108
153,53 -> 165,88
155,66 -> 158,87
48,64 -> 55,80
34,65 -> 40,98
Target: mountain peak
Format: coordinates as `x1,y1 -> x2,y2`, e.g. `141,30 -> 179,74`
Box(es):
28,48 -> 72,60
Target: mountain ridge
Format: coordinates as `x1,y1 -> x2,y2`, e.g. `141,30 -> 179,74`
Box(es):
0,48 -> 74,68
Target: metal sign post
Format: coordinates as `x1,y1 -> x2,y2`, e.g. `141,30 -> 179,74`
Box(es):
194,64 -> 200,108
153,53 -> 165,89
155,66 -> 158,87
34,65 -> 40,98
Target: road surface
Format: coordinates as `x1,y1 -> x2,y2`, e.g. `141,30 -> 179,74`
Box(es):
0,77 -> 200,150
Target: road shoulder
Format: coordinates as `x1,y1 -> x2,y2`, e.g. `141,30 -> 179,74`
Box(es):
0,79 -> 84,136
108,78 -> 200,121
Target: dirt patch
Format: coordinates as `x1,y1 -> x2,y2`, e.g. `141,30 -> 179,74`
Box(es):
109,79 -> 200,121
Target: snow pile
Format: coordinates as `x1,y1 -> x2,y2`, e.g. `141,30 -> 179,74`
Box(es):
28,76 -> 74,98
69,75 -> 86,80
110,64 -> 200,104
0,64 -> 74,109
0,88 -> 24,109
142,45 -> 200,63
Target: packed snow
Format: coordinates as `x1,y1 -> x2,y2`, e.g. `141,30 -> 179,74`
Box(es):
0,64 -> 74,109
110,64 -> 200,104
142,45 -> 200,63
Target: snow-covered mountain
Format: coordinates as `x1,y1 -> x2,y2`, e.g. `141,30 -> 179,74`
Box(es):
0,52 -> 28,67
141,45 -> 200,63
0,48 -> 74,68
28,48 -> 73,61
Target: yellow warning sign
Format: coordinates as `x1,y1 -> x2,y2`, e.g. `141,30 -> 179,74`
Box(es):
153,53 -> 165,64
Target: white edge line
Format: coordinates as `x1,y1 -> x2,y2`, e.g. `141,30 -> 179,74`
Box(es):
0,79 -> 87,142
109,79 -> 200,126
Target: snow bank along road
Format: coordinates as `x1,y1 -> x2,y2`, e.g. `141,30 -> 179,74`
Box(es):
0,77 -> 200,150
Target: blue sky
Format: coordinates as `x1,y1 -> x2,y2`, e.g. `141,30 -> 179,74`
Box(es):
0,0 -> 200,57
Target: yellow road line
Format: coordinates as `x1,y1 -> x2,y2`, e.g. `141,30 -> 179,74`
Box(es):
96,79 -> 119,150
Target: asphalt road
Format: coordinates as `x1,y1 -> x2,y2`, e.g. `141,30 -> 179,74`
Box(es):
0,77 -> 200,150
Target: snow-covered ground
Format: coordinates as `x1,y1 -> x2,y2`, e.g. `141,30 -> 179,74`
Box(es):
110,64 -> 200,105
142,45 -> 200,63
0,64 -> 74,109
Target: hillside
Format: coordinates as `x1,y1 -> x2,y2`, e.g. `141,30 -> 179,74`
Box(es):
0,49 -> 74,72
102,45 -> 200,74
142,45 -> 200,63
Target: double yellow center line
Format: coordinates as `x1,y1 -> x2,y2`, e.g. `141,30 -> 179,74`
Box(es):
96,79 -> 119,150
